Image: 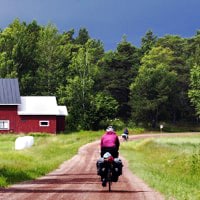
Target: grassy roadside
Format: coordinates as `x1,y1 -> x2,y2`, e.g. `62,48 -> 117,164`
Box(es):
0,131 -> 103,187
120,135 -> 200,200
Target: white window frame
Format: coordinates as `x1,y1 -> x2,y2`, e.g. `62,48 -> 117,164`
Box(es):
0,120 -> 10,130
39,121 -> 50,127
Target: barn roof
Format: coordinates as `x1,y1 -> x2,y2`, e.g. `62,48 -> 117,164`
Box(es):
0,78 -> 21,105
58,106 -> 68,116
18,96 -> 68,116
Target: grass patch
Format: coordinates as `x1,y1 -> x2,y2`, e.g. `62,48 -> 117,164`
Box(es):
121,135 -> 200,200
162,122 -> 200,132
0,131 -> 103,187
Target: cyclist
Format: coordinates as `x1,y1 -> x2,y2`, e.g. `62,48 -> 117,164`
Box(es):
99,126 -> 121,187
100,126 -> 120,158
122,127 -> 129,141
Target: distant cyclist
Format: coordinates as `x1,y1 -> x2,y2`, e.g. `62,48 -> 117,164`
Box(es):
122,127 -> 129,141
100,126 -> 120,158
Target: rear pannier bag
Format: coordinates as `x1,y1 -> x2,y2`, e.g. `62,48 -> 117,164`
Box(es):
113,158 -> 123,176
96,157 -> 123,177
96,158 -> 105,176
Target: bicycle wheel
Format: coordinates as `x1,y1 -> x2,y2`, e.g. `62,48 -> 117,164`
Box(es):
108,179 -> 111,192
107,168 -> 112,192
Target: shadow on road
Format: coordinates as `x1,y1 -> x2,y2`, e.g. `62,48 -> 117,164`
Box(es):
0,187 -> 150,194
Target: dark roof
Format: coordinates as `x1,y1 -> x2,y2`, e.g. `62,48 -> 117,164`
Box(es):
0,79 -> 21,105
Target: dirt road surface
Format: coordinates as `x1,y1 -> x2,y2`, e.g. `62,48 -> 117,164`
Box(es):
2,133 -> 195,200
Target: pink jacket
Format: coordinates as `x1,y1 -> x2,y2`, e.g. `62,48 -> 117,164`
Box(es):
101,131 -> 120,150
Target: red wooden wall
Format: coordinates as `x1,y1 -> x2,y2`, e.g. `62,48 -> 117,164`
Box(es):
17,115 -> 57,133
0,105 -> 18,133
0,106 -> 59,134
56,116 -> 66,133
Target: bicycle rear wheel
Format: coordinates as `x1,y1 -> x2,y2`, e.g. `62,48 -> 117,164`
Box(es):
108,179 -> 111,192
107,168 -> 112,192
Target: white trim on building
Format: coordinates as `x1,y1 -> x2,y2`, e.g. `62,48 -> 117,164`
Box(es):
0,120 -> 10,130
39,121 -> 50,127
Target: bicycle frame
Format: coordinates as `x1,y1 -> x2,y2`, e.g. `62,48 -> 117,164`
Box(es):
104,156 -> 114,192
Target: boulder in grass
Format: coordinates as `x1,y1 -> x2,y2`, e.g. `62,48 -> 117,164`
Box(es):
15,136 -> 34,150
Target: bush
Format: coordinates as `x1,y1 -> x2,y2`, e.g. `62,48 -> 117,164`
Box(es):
127,121 -> 145,134
108,118 -> 125,131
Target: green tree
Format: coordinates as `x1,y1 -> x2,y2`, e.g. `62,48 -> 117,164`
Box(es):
0,19 -> 23,78
14,20 -> 41,95
141,46 -> 174,67
130,46 -> 177,127
75,28 -> 90,45
185,30 -> 200,67
130,65 -> 177,127
157,35 -> 194,121
0,19 -> 41,95
89,92 -> 119,130
99,36 -> 140,120
35,23 -> 66,95
188,65 -> 200,116
140,30 -> 157,55
58,39 -> 104,130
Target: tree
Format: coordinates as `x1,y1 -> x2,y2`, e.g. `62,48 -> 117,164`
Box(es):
157,35 -> 194,121
185,30 -> 200,65
35,23 -> 66,95
0,19 -> 23,78
140,30 -> 157,55
14,20 -> 41,95
188,65 -> 200,116
141,46 -> 174,68
58,39 -> 105,130
130,46 -> 177,127
75,28 -> 90,45
99,37 -> 140,120
89,92 -> 119,129
130,65 -> 177,127
0,19 -> 41,95
156,35 -> 186,58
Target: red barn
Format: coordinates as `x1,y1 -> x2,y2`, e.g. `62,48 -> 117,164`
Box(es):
0,79 -> 68,134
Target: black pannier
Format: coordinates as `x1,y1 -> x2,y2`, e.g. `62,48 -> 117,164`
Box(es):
96,158 -> 105,176
96,157 -> 123,180
113,158 -> 123,176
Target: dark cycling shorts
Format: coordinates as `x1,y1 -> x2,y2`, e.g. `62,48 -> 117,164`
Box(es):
101,147 -> 119,158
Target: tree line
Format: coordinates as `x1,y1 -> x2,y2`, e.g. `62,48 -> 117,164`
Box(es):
0,19 -> 200,130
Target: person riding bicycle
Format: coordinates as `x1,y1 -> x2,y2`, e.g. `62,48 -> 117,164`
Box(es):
123,128 -> 129,136
122,127 -> 129,140
99,126 -> 120,187
100,126 -> 120,158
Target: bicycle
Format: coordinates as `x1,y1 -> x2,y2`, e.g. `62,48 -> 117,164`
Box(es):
101,152 -> 121,192
97,152 -> 123,192
103,155 -> 114,192
121,133 -> 128,141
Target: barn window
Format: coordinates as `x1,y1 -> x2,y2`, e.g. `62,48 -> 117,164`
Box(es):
0,120 -> 10,130
39,121 -> 49,127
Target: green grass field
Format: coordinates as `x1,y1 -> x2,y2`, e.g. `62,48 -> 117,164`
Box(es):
0,131 -> 102,187
121,135 -> 200,200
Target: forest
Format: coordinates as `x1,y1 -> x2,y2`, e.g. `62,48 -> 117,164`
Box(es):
0,19 -> 200,130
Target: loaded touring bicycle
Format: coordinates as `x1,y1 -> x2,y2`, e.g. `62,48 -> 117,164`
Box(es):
96,152 -> 123,192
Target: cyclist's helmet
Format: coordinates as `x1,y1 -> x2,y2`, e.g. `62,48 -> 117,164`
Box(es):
106,125 -> 114,132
